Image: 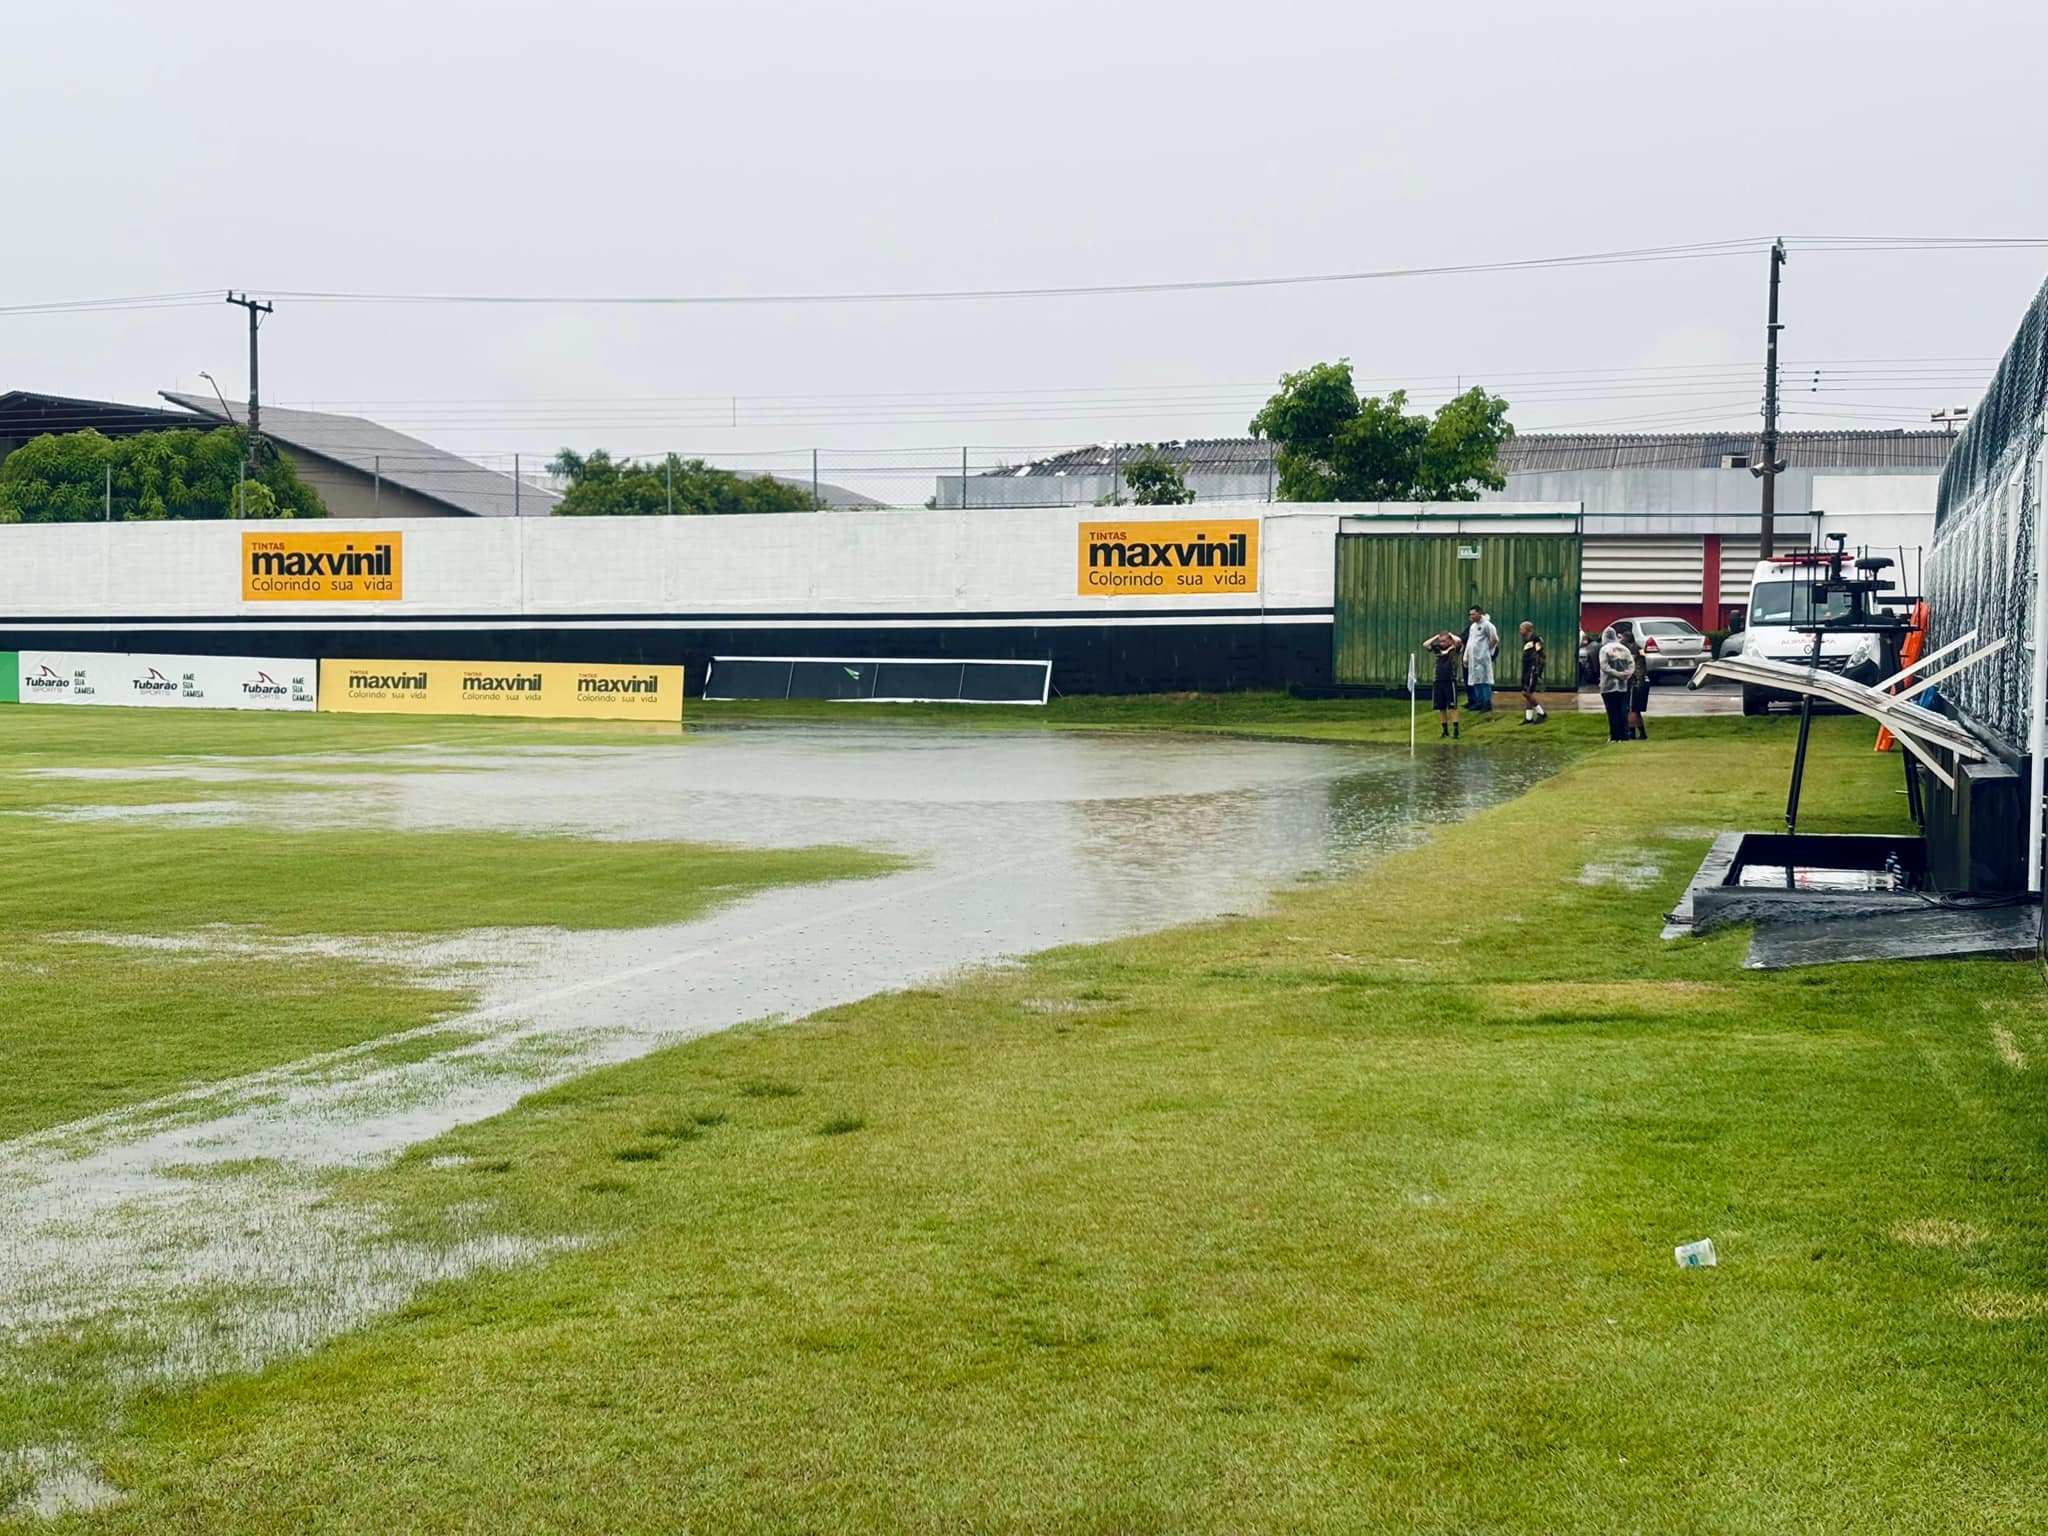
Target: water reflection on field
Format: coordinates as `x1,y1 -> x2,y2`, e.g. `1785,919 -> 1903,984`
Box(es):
1,725 -> 1567,1456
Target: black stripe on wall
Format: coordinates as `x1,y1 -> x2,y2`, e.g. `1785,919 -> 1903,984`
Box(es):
0,621 -> 1337,696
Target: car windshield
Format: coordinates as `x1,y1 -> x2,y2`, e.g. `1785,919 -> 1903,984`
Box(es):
1748,580 -> 1854,626
1638,621 -> 1699,638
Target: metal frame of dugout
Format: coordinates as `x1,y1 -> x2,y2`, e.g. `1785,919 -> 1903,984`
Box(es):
1676,536 -> 2038,956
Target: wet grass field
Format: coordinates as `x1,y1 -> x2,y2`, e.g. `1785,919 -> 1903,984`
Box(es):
0,719 -> 895,1141
4,701 -> 2045,1530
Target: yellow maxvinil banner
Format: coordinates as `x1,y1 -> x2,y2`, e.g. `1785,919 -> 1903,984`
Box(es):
1076,518 -> 1259,596
243,531 -> 404,601
318,659 -> 684,722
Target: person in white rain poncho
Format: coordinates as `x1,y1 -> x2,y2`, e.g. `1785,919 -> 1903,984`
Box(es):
1462,606 -> 1500,711
1597,625 -> 1637,743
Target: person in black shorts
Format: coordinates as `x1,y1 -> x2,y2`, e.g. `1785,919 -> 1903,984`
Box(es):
1425,630 -> 1463,739
1517,621 -> 1547,725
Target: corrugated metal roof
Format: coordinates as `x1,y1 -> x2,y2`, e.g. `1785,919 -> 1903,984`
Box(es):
985,430 -> 1954,479
1497,429 -> 1955,473
162,393 -> 560,518
987,439 -> 1275,477
0,390 -> 211,446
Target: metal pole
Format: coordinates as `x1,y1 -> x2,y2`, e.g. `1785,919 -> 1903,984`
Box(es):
1758,239 -> 1786,560
962,446 -> 970,510
812,448 -> 820,512
666,456 -> 673,515
1111,444 -> 1121,507
1785,622 -> 1825,841
514,453 -> 521,517
374,454 -> 381,513
105,463 -> 111,521
225,292 -> 274,480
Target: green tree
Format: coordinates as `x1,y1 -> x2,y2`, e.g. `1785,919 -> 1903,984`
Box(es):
1121,455 -> 1196,505
550,450 -> 817,516
1248,361 -> 1512,502
0,427 -> 323,522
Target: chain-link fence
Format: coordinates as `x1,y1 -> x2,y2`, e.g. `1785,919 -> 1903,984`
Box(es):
1927,275 -> 2048,751
465,442 -> 1281,513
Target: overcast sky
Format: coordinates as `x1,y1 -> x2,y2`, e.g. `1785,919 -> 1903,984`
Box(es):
8,0 -> 2048,494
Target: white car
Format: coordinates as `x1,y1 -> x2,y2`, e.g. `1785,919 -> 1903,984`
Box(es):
1613,615 -> 1710,680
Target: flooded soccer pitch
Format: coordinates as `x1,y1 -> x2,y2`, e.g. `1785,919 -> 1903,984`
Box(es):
1,723 -> 1567,1511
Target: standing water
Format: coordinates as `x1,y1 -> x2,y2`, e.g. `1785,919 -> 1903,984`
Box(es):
0,725 -> 1565,1471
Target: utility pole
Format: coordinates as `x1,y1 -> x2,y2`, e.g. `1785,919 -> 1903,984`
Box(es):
1753,239 -> 1787,559
225,292 -> 273,480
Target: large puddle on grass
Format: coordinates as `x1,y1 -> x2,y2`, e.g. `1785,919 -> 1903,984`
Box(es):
0,727 -> 1563,1455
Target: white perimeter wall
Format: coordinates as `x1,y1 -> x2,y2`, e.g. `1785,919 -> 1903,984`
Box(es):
0,503 -> 1581,623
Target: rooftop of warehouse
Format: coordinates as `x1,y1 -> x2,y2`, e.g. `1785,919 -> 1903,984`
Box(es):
983,429 -> 1956,477
161,392 -> 561,518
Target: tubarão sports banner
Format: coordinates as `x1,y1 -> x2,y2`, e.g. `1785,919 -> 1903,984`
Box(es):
15,651 -> 318,711
318,658 -> 684,723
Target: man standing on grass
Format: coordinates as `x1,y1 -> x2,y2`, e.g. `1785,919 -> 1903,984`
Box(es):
1463,605 -> 1499,712
1518,621 -> 1548,726
1597,625 -> 1636,742
1426,629 -> 1463,739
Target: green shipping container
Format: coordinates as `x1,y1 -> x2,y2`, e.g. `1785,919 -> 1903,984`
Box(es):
1333,531 -> 1582,690
0,654 -> 16,705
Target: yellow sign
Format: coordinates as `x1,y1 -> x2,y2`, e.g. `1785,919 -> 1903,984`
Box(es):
243,531 -> 404,601
1076,518 -> 1259,596
318,659 -> 684,722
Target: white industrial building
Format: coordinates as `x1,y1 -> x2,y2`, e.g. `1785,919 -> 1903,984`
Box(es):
944,429 -> 1953,630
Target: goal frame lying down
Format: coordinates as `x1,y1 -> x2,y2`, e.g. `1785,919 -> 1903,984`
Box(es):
703,655 -> 1053,706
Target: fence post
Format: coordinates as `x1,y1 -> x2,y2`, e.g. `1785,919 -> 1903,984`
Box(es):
962,446 -> 969,511
374,454 -> 381,513
812,448 -> 820,511
666,455 -> 673,515
1111,444 -> 1121,506
514,452 -> 521,517
105,463 -> 111,521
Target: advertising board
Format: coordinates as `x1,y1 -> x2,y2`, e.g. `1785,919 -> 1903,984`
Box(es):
317,658 -> 684,722
15,651 -> 318,711
242,530 -> 404,601
1076,518 -> 1260,596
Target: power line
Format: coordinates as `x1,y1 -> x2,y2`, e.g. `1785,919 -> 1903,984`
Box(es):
252,239 -> 1774,307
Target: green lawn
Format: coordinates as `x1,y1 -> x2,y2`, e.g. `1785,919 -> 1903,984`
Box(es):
689,686 -> 1711,747
17,714 -> 2038,1533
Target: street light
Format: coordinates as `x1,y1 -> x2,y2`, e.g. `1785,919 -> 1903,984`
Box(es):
199,371 -> 246,517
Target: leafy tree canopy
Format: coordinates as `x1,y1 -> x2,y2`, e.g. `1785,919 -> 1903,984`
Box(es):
0,427 -> 323,522
550,450 -> 817,516
1121,455 -> 1196,505
1248,361 -> 1513,503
